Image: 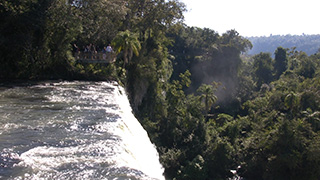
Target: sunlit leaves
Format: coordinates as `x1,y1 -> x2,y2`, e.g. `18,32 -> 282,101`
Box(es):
197,83 -> 218,117
112,30 -> 141,65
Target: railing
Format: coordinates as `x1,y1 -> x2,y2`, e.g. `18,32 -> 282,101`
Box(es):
75,52 -> 116,63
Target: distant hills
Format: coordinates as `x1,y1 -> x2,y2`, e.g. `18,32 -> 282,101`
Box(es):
247,34 -> 320,56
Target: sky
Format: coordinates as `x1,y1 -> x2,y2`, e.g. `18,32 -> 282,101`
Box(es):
180,0 -> 320,37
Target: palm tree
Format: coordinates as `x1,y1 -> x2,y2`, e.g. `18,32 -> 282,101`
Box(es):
284,91 -> 300,116
111,30 -> 141,67
197,83 -> 218,118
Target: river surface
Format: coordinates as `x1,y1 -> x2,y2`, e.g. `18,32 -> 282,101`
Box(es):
0,81 -> 164,180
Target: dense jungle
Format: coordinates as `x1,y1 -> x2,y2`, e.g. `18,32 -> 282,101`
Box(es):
248,34 -> 320,56
1,0 -> 320,179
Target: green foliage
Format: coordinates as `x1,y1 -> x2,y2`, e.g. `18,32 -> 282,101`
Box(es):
0,0 -> 128,80
167,26 -> 253,116
297,57 -> 317,78
284,91 -> 300,114
72,0 -> 127,44
274,46 -> 288,79
248,34 -> 320,56
197,83 -> 219,117
220,29 -> 253,53
238,116 -> 320,180
179,155 -> 207,180
253,52 -> 274,88
112,30 -> 141,66
236,55 -> 320,179
3,1 -> 320,179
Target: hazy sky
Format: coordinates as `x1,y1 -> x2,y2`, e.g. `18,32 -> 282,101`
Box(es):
181,0 -> 320,37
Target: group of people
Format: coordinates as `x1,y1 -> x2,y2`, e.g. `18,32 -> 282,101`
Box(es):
73,43 -> 113,60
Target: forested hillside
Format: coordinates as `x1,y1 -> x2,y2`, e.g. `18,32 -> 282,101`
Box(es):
1,1 -> 320,180
248,34 -> 320,56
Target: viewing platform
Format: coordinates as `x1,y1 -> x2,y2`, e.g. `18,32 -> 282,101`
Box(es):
75,52 -> 116,64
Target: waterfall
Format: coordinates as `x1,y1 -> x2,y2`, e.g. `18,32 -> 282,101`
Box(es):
0,81 -> 164,180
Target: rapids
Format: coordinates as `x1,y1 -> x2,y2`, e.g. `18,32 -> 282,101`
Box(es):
0,81 -> 164,180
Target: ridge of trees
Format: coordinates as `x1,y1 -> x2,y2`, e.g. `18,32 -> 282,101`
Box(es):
248,34 -> 320,56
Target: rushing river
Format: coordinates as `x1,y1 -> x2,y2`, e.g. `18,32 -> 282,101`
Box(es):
0,81 -> 164,180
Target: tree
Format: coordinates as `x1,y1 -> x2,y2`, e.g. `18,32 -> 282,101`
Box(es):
197,83 -> 218,118
220,29 -> 253,54
0,0 -> 54,78
112,30 -> 141,67
124,0 -> 186,38
297,57 -> 316,78
274,46 -> 288,79
284,91 -> 300,116
71,0 -> 127,44
0,0 -> 81,78
253,52 -> 274,88
248,35 -> 320,56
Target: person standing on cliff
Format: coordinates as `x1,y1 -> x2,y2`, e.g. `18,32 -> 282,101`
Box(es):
102,47 -> 107,60
106,44 -> 113,53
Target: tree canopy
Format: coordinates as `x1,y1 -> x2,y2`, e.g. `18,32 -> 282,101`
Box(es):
248,34 -> 320,56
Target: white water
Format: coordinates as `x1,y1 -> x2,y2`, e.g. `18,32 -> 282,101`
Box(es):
0,81 -> 164,180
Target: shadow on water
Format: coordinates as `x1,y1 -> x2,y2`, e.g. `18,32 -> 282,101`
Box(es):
0,149 -> 22,178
